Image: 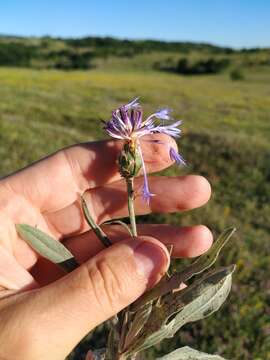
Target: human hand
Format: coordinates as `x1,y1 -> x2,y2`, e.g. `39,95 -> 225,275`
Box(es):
0,134 -> 212,360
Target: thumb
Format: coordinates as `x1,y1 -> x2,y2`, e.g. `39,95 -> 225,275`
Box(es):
17,236 -> 169,359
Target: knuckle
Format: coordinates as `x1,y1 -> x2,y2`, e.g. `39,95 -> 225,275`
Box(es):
86,259 -> 127,314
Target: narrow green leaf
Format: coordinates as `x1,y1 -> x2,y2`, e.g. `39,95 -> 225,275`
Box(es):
123,302 -> 153,350
81,195 -> 112,247
105,326 -> 119,360
178,228 -> 236,279
118,309 -> 132,353
132,227 -> 236,310
157,346 -> 226,360
16,224 -> 79,272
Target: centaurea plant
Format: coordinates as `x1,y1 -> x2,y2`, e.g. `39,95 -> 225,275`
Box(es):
16,99 -> 236,360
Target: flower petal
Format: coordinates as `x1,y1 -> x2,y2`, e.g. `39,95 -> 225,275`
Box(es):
124,97 -> 140,110
154,108 -> 172,120
138,144 -> 155,203
169,147 -> 186,165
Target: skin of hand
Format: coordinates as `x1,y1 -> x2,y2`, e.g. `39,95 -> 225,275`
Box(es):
0,134 -> 212,360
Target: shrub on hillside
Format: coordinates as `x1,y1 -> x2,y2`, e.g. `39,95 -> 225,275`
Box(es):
0,43 -> 38,67
230,68 -> 245,80
176,57 -> 230,75
154,57 -> 230,75
44,49 -> 94,69
153,57 -> 176,72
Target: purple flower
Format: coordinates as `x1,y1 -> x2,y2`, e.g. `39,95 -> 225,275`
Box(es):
104,98 -> 186,202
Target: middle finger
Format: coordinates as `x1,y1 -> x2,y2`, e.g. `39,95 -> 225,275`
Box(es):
46,175 -> 211,237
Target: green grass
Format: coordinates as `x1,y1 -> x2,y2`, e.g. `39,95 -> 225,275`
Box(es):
0,66 -> 269,360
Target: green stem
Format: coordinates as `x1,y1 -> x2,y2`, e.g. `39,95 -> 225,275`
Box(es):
126,177 -> 137,237
81,195 -> 112,247
116,178 -> 137,358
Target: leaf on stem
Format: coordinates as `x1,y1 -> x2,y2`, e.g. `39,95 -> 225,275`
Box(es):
15,224 -> 79,272
131,265 -> 235,353
132,227 -> 236,310
81,195 -> 112,247
123,302 -> 153,350
105,325 -> 119,360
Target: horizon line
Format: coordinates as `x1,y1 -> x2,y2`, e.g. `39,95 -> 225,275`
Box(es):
0,32 -> 269,51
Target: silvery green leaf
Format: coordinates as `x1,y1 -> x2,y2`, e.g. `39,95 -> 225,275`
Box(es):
133,227 -> 236,310
15,224 -> 79,272
160,265 -> 235,323
123,302 -> 153,350
127,321 -> 175,355
157,347 -> 226,360
169,266 -> 234,333
133,266 -> 235,353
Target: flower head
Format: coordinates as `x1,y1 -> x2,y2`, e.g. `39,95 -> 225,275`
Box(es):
104,98 -> 185,202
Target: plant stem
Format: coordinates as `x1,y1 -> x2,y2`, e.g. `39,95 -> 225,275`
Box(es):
126,177 -> 137,237
115,178 -> 137,359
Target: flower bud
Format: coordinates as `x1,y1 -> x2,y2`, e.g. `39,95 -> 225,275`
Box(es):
118,142 -> 142,178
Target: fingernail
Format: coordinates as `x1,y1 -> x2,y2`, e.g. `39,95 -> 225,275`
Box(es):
133,240 -> 169,286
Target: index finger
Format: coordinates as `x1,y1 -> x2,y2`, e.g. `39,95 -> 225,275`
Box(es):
1,134 -> 177,212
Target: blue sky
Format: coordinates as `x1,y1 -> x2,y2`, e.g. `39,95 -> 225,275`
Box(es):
1,0 -> 269,48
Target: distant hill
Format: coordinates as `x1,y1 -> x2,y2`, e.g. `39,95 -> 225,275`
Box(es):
0,35 -> 269,70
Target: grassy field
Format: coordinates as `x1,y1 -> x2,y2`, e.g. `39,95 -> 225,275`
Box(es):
0,65 -> 269,359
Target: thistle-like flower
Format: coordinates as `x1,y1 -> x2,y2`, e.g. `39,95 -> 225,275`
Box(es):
104,98 -> 186,202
